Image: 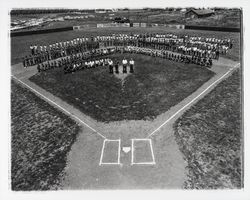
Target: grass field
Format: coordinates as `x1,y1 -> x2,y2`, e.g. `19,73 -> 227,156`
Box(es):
174,69 -> 242,189
11,27 -> 240,65
11,81 -> 80,190
29,53 -> 214,122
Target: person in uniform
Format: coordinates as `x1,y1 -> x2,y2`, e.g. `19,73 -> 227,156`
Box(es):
122,58 -> 127,73
100,59 -> 104,67
115,60 -> 119,74
41,63 -> 45,71
173,54 -> 177,61
34,44 -> 38,55
177,55 -> 180,62
72,63 -> 77,72
205,58 -> 210,68
22,56 -> 27,68
95,60 -> 99,67
104,58 -> 109,67
64,64 -> 68,74
30,45 -> 34,55
209,57 -> 213,66
85,60 -> 89,69
91,60 -> 95,68
129,58 -> 134,73
58,60 -> 62,68
215,49 -> 220,60
109,59 -> 114,74
37,64 -> 41,72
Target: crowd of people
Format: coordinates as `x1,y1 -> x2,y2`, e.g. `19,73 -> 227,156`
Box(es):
36,47 -> 114,73
124,46 -> 213,67
23,33 -> 233,71
36,47 -> 136,74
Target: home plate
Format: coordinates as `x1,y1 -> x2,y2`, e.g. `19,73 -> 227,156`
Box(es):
122,147 -> 131,153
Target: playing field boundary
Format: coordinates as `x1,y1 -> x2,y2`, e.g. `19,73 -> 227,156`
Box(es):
11,75 -> 107,140
146,62 -> 240,138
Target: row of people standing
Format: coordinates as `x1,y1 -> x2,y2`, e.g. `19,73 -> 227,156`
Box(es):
124,46 -> 212,67
24,33 -> 232,68
108,58 -> 134,74
36,47 -> 116,73
37,55 -> 135,75
37,46 -> 213,76
64,58 -> 112,74
36,44 -> 213,74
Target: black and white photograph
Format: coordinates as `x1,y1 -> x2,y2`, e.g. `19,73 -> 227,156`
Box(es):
0,0 -> 249,199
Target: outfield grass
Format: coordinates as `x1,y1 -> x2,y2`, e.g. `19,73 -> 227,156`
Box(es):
11,27 -> 240,65
174,69 -> 242,189
29,53 -> 214,122
11,80 -> 80,190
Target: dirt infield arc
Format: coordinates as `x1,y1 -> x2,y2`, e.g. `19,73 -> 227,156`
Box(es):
11,57 -> 239,189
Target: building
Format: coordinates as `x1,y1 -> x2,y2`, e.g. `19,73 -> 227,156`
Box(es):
185,9 -> 215,18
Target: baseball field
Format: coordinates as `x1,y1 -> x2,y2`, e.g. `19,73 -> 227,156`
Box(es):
11,25 -> 242,190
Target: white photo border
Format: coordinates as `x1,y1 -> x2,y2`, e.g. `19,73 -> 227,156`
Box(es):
1,1 -> 249,200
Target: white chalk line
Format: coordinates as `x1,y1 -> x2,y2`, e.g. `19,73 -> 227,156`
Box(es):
11,75 -> 107,140
149,139 -> 156,164
99,139 -> 121,165
147,63 -> 240,138
131,138 -> 156,165
99,139 -> 106,165
118,139 -> 121,165
131,139 -> 134,165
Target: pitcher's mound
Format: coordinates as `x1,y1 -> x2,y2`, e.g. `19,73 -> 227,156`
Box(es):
113,65 -> 133,86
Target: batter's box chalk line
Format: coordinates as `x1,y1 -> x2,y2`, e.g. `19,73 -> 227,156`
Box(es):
131,138 -> 156,165
99,139 -> 121,165
99,138 -> 156,166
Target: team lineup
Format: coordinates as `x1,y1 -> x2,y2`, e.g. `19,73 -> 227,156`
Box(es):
23,33 -> 232,74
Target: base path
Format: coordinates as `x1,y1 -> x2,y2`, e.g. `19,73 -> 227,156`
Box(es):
11,57 -> 240,189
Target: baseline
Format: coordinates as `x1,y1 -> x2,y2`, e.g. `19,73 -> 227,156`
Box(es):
11,75 -> 107,139
147,63 -> 240,138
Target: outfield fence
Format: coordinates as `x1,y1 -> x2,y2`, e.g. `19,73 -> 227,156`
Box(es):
97,23 -> 130,28
73,25 -> 91,30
